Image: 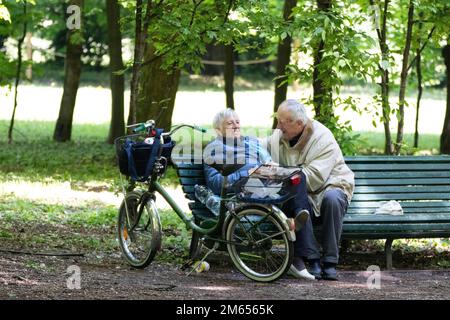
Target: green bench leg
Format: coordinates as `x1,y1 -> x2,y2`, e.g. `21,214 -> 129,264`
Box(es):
385,238 -> 394,270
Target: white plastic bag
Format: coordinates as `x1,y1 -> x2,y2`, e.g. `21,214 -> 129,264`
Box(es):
374,200 -> 403,215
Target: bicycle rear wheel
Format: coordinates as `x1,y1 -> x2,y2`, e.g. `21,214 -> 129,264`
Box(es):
225,207 -> 293,282
118,191 -> 162,268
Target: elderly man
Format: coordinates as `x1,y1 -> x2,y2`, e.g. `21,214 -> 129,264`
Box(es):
264,99 -> 354,280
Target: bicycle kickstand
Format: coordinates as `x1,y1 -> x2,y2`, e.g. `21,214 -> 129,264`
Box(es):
185,242 -> 219,277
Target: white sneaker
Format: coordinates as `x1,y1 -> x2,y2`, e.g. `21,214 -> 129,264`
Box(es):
288,265 -> 316,281
294,209 -> 310,231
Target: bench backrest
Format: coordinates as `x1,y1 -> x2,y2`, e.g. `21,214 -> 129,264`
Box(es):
347,156 -> 450,211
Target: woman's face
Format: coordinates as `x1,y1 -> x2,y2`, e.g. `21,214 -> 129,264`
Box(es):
221,116 -> 241,138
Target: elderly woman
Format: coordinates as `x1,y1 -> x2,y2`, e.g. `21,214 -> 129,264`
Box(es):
203,108 -> 271,195
203,109 -> 315,281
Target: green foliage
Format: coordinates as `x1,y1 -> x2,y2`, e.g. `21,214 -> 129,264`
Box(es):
0,0 -> 10,22
281,2 -> 379,154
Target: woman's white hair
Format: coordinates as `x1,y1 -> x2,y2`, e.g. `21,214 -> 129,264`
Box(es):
212,108 -> 238,131
279,99 -> 309,124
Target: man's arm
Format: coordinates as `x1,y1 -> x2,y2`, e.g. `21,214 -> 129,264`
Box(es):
301,140 -> 338,193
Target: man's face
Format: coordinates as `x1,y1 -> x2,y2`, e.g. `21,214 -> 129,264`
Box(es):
276,107 -> 304,141
221,116 -> 241,138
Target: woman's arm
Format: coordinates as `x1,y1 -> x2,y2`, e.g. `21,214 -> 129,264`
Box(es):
204,163 -> 255,195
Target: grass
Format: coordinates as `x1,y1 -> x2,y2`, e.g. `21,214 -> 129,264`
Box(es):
0,194 -> 193,261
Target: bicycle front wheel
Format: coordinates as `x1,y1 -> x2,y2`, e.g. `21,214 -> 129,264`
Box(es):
225,207 -> 293,282
117,191 -> 162,268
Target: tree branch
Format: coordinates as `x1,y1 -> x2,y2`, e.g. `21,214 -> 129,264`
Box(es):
407,25 -> 436,73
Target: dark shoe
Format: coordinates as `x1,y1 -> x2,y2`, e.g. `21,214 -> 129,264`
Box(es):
307,259 -> 322,280
321,263 -> 338,281
294,209 -> 310,231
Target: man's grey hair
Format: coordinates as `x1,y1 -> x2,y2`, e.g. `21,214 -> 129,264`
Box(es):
212,108 -> 238,131
278,99 -> 309,124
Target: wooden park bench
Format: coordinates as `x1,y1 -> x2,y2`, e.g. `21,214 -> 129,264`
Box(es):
174,155 -> 450,269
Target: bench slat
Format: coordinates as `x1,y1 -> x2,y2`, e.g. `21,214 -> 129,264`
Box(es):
352,193 -> 450,201
342,223 -> 450,232
174,163 -> 203,170
179,177 -> 205,185
177,169 -> 204,178
355,178 -> 450,186
349,163 -> 450,171
349,201 -> 450,208
353,185 -> 450,194
347,207 -> 450,214
345,156 -> 450,163
343,213 -> 450,223
354,171 -> 450,179
341,231 -> 450,239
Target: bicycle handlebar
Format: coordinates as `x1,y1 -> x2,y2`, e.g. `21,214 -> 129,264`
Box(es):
126,120 -> 207,135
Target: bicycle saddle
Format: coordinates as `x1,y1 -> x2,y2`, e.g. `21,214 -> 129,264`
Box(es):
207,163 -> 247,176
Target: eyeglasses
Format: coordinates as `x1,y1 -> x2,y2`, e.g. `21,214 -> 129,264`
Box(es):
276,118 -> 294,126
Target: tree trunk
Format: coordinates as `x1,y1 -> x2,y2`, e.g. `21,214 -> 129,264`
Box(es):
7,1 -> 27,144
0,35 -> 6,51
413,47 -> 422,149
106,0 -> 125,144
202,44 -> 224,75
312,0 -> 333,125
371,0 -> 392,154
272,0 -> 297,129
413,17 -> 423,149
127,0 -> 144,126
25,31 -> 32,81
224,44 -> 235,109
136,44 -> 181,132
128,0 -> 152,126
53,0 -> 84,142
441,44 -> 450,154
394,0 -> 414,155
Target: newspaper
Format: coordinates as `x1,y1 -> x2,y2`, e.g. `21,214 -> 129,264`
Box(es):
250,164 -> 301,180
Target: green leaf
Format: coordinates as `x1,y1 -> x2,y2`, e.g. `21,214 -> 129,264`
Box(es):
0,3 -> 10,22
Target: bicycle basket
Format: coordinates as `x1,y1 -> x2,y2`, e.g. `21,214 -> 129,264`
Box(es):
232,165 -> 302,204
115,132 -> 175,182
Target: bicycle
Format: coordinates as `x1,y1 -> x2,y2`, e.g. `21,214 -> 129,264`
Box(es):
114,120 -> 300,282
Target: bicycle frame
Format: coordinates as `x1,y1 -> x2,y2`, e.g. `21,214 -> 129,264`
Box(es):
152,176 -> 229,235
149,174 -> 295,242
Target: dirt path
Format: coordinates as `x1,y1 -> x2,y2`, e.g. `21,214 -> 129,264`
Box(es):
1,251 -> 450,300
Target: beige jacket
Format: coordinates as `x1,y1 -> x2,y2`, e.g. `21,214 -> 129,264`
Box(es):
263,120 -> 354,217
